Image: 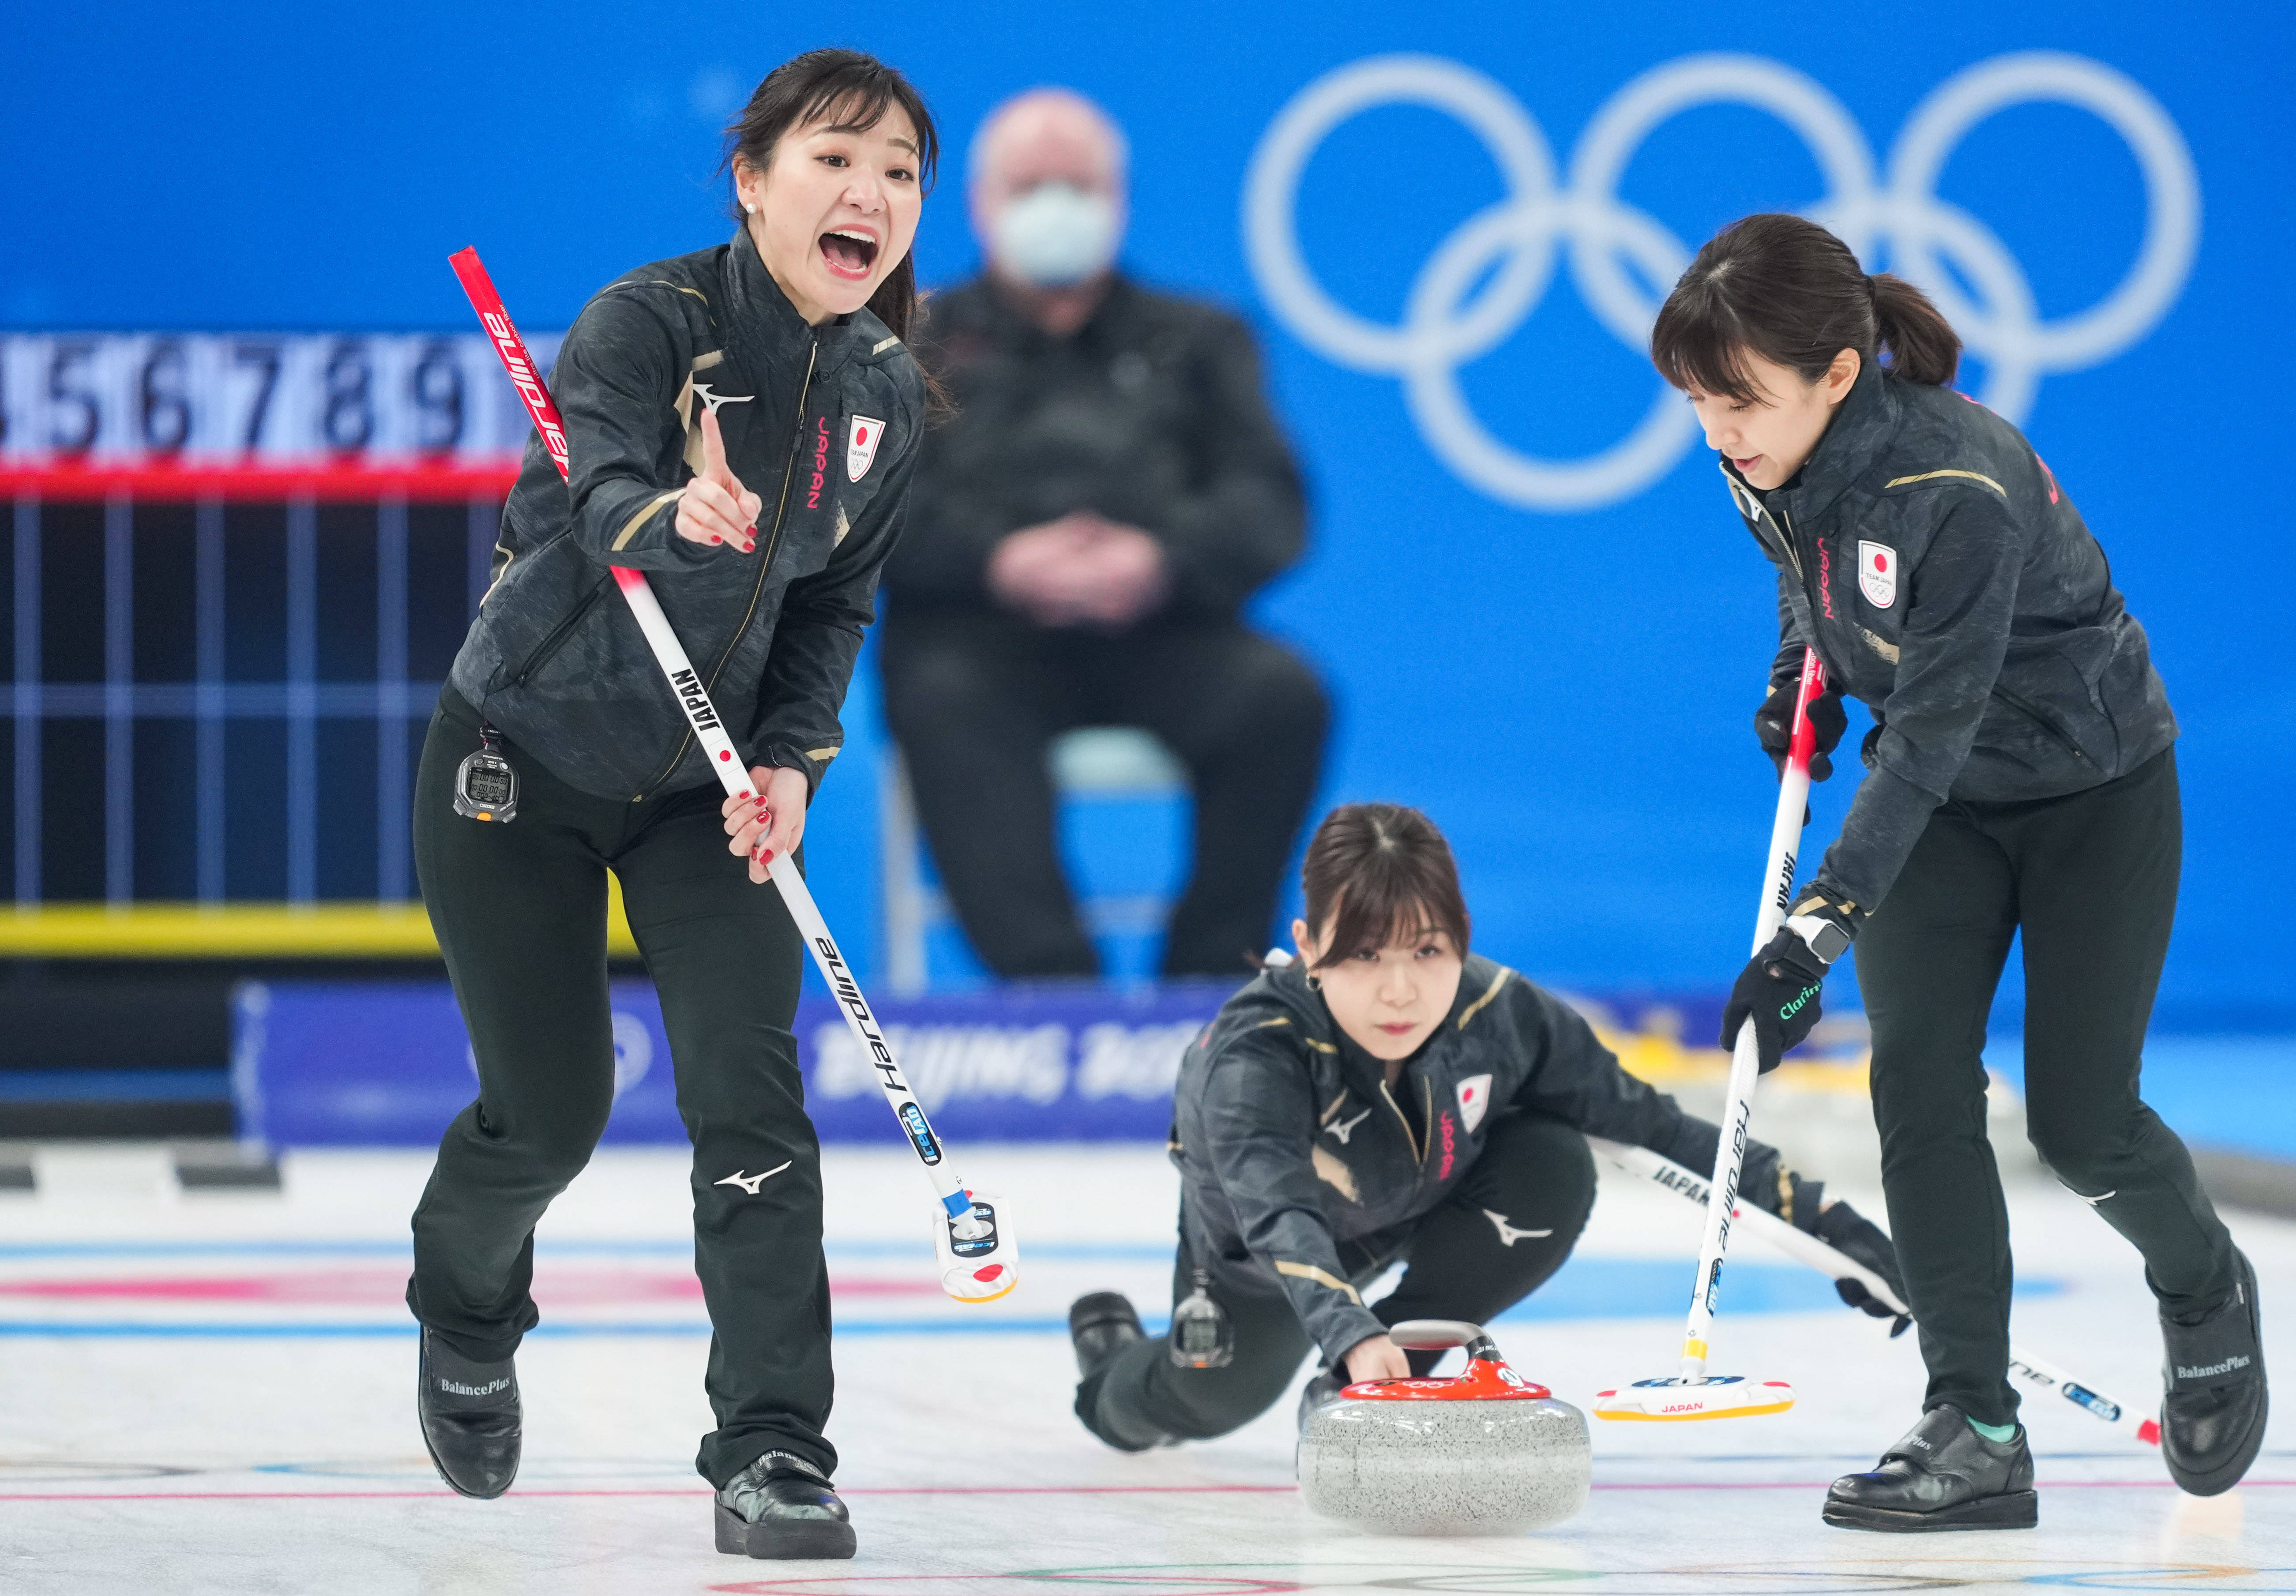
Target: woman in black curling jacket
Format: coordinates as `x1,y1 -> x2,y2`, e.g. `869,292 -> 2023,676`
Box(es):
405,51 -> 932,1562
1650,214 -> 2264,1532
1067,803 -> 1906,1451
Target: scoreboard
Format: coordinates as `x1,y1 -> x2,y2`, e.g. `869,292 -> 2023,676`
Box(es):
0,332 -> 560,471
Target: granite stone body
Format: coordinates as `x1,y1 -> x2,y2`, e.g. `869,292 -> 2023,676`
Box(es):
1297,1392 -> 1592,1536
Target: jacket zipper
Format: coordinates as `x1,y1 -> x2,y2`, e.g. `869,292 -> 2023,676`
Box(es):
1763,503 -> 1800,583
512,575 -> 609,687
1378,1078 -> 1424,1166
629,342 -> 820,804
1776,499 -> 1851,687
1992,681 -> 2094,767
1777,501 -> 1815,598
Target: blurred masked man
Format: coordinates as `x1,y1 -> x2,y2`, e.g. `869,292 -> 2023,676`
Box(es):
881,89 -> 1327,978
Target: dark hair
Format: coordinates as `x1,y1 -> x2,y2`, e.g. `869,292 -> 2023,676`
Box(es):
1298,804 -> 1470,970
721,49 -> 939,344
1650,213 -> 1961,404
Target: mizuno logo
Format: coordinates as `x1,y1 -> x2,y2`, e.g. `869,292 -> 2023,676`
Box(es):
691,383 -> 754,416
1482,1209 -> 1553,1247
714,1162 -> 792,1195
1325,1107 -> 1372,1145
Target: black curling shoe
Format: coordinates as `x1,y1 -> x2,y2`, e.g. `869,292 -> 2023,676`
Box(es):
417,1328 -> 521,1499
1069,1291 -> 1145,1378
2161,1247 -> 2269,1496
1823,1405 -> 2037,1532
714,1456 -> 856,1560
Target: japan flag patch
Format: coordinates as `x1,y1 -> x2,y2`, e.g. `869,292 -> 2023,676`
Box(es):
846,415 -> 885,482
1456,1074 -> 1493,1134
1858,541 -> 1898,609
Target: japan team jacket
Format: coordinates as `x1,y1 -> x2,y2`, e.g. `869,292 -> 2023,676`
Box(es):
1725,361 -> 2178,919
1168,957 -> 1801,1363
447,233 -> 923,802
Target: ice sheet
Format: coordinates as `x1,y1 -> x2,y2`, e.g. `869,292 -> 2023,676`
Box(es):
0,1144 -> 2287,1593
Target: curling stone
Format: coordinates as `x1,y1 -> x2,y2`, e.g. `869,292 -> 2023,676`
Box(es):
1297,1319 -> 1590,1536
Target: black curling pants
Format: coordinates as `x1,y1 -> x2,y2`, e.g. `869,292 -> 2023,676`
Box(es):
406,691 -> 832,1489
1856,747 -> 2235,1428
1078,1112 -> 1598,1449
879,612 -> 1328,978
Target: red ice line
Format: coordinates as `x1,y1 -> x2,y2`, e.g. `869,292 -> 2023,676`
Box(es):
0,1481 -> 2285,1504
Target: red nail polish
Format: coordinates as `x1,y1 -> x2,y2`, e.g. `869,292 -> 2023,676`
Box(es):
710,534 -> 722,544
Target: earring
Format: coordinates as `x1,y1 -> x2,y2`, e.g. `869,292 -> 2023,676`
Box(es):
1304,973 -> 1323,993
743,201 -> 756,215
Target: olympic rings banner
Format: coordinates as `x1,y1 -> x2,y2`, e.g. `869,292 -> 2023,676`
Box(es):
5,4 -> 2287,1022
1243,51 -> 2198,511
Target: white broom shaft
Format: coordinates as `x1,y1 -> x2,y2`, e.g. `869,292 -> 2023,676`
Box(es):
1593,1137 -> 2158,1444
609,567 -> 752,799
1681,648 -> 1824,1377
763,849 -> 975,1224
610,495 -> 977,1232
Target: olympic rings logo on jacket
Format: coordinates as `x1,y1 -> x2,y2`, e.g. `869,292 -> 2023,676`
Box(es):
1242,51 -> 2199,511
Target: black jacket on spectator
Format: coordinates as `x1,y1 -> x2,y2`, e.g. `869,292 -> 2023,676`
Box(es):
889,274 -> 1306,615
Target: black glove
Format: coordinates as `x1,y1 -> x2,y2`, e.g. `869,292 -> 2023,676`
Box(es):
1815,1200 -> 1912,1337
1720,928 -> 1826,1073
1755,682 -> 1847,781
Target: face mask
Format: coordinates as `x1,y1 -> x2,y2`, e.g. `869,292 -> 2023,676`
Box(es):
990,182 -> 1119,288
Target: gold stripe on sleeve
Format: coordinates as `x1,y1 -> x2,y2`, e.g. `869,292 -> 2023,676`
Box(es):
1275,1260 -> 1364,1303
1883,469 -> 2006,498
611,490 -> 686,553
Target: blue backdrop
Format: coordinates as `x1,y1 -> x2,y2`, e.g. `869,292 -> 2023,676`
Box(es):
5,1 -> 2288,1025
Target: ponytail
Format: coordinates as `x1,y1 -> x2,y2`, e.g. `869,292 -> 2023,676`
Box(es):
1867,271 -> 1959,386
1650,213 -> 1962,402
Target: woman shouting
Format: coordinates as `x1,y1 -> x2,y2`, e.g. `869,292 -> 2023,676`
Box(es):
406,49 -> 933,1562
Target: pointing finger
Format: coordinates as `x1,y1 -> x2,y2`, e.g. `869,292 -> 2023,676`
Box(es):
700,405 -> 732,487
